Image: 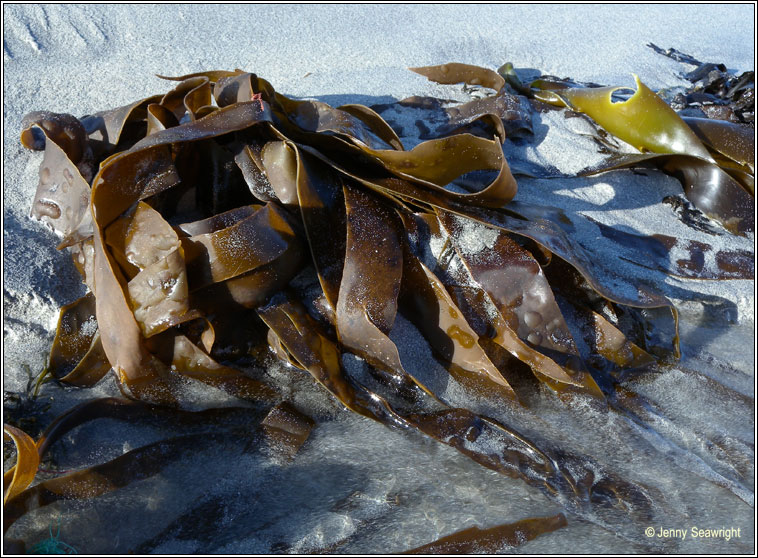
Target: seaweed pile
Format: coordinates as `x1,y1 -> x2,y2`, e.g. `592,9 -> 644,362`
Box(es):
5,61 -> 754,552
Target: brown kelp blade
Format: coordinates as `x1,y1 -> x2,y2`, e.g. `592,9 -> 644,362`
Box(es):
398,221 -> 518,402
104,201 -> 180,277
48,293 -> 112,387
410,63 -> 505,92
3,424 -> 39,505
181,202 -> 301,289
293,145 -> 680,364
438,211 -> 603,396
682,116 -> 754,171
88,102 -> 272,400
48,294 -> 98,377
104,201 -> 195,337
3,432 -> 233,533
294,147 -> 348,310
336,103 -> 405,150
402,513 -> 568,554
580,152 -> 754,235
257,292 -> 394,422
337,184 -> 428,394
260,401 -> 315,459
80,95 -> 163,156
22,116 -> 94,242
356,133 -> 517,207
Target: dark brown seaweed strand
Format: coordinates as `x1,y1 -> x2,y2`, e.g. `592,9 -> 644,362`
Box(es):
401,513 -> 568,554
3,431 -> 236,533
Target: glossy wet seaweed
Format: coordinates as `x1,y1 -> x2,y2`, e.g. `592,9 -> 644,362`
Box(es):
6,62 -> 750,551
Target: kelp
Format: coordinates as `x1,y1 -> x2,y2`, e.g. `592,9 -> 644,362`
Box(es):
525,73 -> 754,235
587,217 -> 754,280
402,513 -> 568,554
3,424 -> 39,505
3,398 -> 274,537
648,43 -> 755,124
14,63 -> 709,549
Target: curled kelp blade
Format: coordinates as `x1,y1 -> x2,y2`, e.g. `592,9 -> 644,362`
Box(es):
336,103 -> 405,150
533,75 -> 713,159
21,115 -> 94,242
146,102 -> 180,136
157,70 -> 245,84
497,62 -> 535,97
410,63 -> 535,141
350,133 -> 517,207
179,201 -> 306,311
3,424 -> 39,505
180,202 -> 301,290
402,513 -> 568,554
47,293 -> 112,387
235,142 -> 279,202
410,63 -> 505,92
20,111 -> 94,179
158,76 -> 214,121
284,99 -> 401,151
80,94 -> 163,156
